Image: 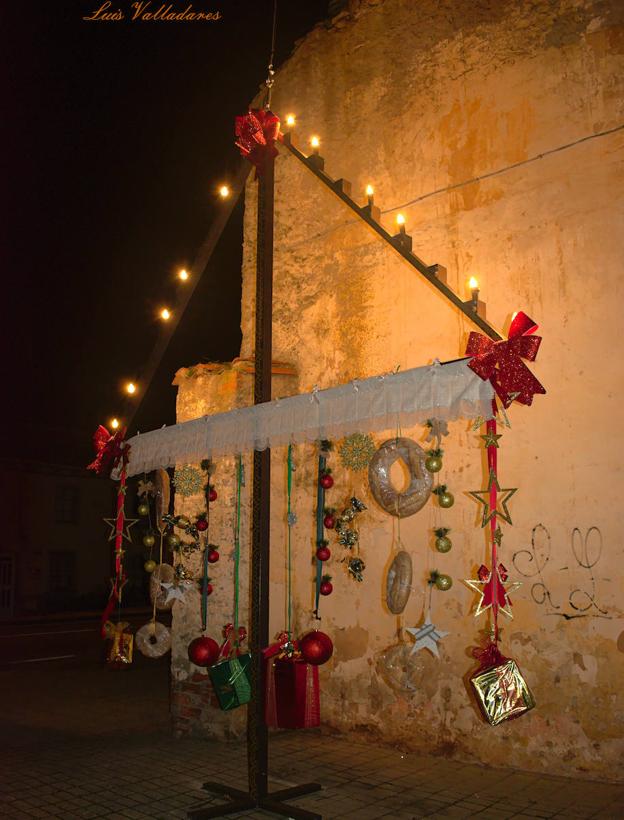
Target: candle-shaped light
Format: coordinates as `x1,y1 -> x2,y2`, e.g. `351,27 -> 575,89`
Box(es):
110,418 -> 120,430
178,268 -> 189,281
468,276 -> 479,303
285,113 -> 296,128
218,184 -> 230,199
366,184 -> 374,206
159,307 -> 171,321
125,382 -> 137,396
396,213 -> 406,234
309,135 -> 320,154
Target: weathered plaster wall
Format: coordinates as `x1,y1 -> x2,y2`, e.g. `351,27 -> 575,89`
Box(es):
173,0 -> 624,781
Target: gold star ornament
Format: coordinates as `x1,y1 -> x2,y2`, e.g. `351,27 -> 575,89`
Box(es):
103,517 -> 139,544
468,470 -> 517,527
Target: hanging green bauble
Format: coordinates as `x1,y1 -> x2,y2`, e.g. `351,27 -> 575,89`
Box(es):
429,569 -> 453,591
173,465 -> 203,497
339,433 -> 376,472
142,533 -> 156,548
433,485 -> 454,508
425,449 -> 443,473
434,527 -> 452,553
137,503 -> 150,517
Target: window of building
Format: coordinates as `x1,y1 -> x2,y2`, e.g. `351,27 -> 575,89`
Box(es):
48,551 -> 75,593
55,484 -> 80,523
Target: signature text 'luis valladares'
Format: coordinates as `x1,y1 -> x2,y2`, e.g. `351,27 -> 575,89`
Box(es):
83,2 -> 223,22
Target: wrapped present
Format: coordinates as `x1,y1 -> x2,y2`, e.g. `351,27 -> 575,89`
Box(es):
209,653 -> 252,711
104,620 -> 133,667
470,643 -> 535,726
265,656 -> 320,729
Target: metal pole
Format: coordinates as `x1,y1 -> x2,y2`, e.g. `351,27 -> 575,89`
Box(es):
248,156 -> 275,801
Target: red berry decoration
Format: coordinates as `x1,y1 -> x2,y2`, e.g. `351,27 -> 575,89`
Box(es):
320,472 -> 334,490
299,630 -> 333,666
316,544 -> 331,561
196,518 -> 208,532
207,548 -> 220,564
208,487 -> 218,502
323,512 -> 336,529
188,636 -> 219,667
320,575 -> 333,596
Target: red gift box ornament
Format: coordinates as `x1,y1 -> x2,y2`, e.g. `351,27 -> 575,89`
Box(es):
235,109 -> 281,175
465,311 -> 546,408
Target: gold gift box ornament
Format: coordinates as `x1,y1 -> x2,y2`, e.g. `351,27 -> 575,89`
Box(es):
103,620 -> 134,667
470,643 -> 535,726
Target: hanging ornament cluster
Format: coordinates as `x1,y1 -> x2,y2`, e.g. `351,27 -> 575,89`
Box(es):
335,497 -> 367,582
462,313 -> 545,725
314,440 -> 334,614
424,418 -> 454,588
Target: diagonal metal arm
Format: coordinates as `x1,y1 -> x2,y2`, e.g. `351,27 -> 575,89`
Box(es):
281,133 -> 503,342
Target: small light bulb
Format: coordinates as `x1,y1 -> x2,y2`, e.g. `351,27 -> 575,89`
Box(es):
110,418 -> 120,430
310,135 -> 320,149
469,276 -> 479,290
365,184 -> 374,197
218,185 -> 230,198
159,308 -> 171,321
286,114 -> 295,127
126,382 -> 137,395
396,213 -> 406,226
178,268 -> 189,281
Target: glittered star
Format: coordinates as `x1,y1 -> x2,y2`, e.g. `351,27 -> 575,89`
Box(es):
480,432 -> 502,448
405,614 -> 449,658
103,517 -> 138,544
468,470 -> 517,527
160,580 -> 194,604
464,564 -> 521,619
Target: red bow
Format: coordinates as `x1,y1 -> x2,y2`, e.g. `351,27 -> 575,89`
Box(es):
235,109 -> 281,174
478,563 -> 511,611
262,631 -> 299,660
87,425 -> 129,476
219,622 -> 247,659
465,311 -> 545,408
472,641 -> 508,670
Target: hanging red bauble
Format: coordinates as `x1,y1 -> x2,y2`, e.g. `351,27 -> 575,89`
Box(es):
299,630 -> 333,666
323,513 -> 336,529
320,473 -> 334,490
205,582 -> 213,596
196,518 -> 208,532
209,487 -> 218,502
188,636 -> 219,667
316,545 -> 331,561
207,549 -> 220,564
320,576 -> 333,596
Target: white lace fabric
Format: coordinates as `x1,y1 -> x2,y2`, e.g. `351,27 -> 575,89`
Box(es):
120,359 -> 494,477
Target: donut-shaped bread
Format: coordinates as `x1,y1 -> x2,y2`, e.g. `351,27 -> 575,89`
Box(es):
135,621 -> 172,658
368,437 -> 432,517
150,563 -> 175,611
386,550 -> 413,614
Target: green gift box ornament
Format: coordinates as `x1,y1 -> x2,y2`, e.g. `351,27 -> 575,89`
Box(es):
209,624 -> 251,711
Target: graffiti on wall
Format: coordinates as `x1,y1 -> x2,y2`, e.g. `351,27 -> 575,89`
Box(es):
512,525 -> 609,619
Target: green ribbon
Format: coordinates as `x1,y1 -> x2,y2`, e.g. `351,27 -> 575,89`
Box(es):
287,445 -> 293,638
233,455 -> 243,643
314,449 -> 326,617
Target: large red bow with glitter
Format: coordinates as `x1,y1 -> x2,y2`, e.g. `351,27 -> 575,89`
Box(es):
465,311 -> 545,408
472,641 -> 508,670
235,109 -> 280,174
87,425 -> 129,476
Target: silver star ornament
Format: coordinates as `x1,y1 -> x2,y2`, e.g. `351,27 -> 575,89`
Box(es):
405,614 -> 449,658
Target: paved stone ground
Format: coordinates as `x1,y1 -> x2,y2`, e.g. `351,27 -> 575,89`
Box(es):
1,655 -> 622,819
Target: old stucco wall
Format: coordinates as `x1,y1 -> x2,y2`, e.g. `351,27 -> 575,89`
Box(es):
170,0 -> 623,781
231,0 -> 623,780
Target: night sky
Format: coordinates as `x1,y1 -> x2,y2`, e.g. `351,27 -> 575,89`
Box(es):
4,0 -> 329,465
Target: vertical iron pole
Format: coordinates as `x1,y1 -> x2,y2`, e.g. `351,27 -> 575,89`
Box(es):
248,156 -> 275,802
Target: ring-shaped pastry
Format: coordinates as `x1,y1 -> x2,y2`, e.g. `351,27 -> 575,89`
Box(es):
368,437 -> 432,517
386,550 -> 413,614
135,621 -> 172,658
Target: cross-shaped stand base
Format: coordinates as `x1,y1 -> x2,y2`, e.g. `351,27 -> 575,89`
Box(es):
188,781 -> 323,819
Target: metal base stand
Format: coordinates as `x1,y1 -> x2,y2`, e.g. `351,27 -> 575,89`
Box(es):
188,780 -> 322,819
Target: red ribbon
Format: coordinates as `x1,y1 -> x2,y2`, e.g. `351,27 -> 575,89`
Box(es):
87,425 -> 128,477
262,631 -> 299,660
465,311 -> 545,408
472,641 -> 508,670
235,109 -> 281,175
219,622 -> 247,659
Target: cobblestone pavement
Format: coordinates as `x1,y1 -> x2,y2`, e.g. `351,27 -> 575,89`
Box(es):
1,656 -> 622,820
